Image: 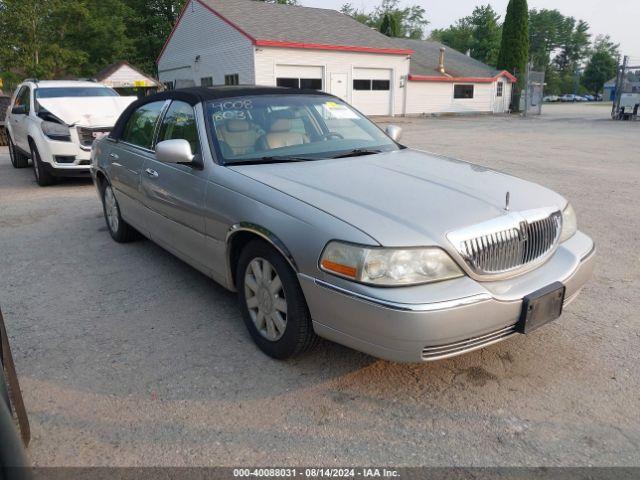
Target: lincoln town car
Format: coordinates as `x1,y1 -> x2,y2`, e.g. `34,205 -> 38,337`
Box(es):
91,87 -> 595,362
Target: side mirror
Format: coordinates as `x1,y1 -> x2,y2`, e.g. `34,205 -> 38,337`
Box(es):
385,124 -> 402,142
156,139 -> 194,164
11,105 -> 27,115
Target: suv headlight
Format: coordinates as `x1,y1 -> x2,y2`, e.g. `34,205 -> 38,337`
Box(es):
559,203 -> 578,243
320,241 -> 464,286
41,121 -> 71,141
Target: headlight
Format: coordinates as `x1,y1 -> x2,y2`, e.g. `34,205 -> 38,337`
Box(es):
560,203 -> 578,243
320,241 -> 464,286
41,121 -> 71,141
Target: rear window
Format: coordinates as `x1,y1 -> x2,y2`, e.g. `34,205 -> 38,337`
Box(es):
35,87 -> 118,99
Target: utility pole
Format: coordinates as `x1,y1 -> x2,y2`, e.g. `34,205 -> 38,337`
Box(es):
612,55 -> 629,119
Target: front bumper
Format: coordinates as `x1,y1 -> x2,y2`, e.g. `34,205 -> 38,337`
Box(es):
299,232 -> 595,362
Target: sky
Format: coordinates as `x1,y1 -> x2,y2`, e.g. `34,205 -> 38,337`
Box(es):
302,0 -> 640,61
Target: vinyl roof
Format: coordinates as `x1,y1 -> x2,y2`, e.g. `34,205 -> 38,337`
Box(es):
191,0 -> 413,54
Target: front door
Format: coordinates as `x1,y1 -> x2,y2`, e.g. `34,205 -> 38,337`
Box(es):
331,74 -> 349,101
107,100 -> 168,234
10,86 -> 31,151
140,100 -> 213,273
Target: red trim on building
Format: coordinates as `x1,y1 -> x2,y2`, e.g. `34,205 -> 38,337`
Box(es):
254,40 -> 413,55
409,70 -> 517,83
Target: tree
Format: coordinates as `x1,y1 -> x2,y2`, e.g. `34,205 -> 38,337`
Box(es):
528,9 -> 565,71
581,35 -> 619,96
341,0 -> 429,39
379,13 -> 400,38
497,0 -> 529,111
430,5 -> 501,66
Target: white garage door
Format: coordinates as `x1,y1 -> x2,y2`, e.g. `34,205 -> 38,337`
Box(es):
352,68 -> 392,116
276,65 -> 324,91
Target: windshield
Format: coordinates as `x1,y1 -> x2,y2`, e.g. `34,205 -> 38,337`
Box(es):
206,95 -> 400,164
35,87 -> 119,99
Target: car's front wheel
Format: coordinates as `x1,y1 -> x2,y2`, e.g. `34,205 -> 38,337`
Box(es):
101,183 -> 137,243
8,136 -> 29,169
30,142 -> 55,186
236,240 -> 318,359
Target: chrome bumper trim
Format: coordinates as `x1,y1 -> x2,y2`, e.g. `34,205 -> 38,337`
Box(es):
422,324 -> 519,361
306,275 -> 492,312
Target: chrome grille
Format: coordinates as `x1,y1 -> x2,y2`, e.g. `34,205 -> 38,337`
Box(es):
77,127 -> 111,148
422,324 -> 518,361
448,208 -> 562,277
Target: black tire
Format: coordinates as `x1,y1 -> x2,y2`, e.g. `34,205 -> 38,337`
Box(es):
30,142 -> 55,186
236,239 -> 318,359
101,183 -> 138,243
8,136 -> 29,169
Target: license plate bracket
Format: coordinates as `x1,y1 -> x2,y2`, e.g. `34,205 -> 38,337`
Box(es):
517,282 -> 566,334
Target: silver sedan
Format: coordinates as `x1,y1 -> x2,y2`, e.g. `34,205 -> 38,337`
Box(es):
91,86 -> 595,362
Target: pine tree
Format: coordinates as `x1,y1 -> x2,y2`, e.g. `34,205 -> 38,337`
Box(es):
497,0 -> 529,109
379,13 -> 400,38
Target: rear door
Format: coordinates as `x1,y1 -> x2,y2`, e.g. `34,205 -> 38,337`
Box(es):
140,100 -> 213,273
106,100 -> 168,233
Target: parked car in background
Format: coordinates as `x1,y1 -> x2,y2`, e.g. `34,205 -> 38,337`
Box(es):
560,94 -> 578,102
5,80 -> 136,186
543,95 -> 559,102
92,86 -> 595,363
575,96 -> 588,102
583,94 -> 595,102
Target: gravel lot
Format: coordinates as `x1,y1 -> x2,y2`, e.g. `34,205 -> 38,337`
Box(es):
0,103 -> 638,467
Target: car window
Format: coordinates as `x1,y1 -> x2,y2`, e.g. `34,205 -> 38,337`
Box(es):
14,87 -> 31,114
157,101 -> 199,154
206,95 -> 399,164
35,87 -> 118,98
121,101 -> 166,150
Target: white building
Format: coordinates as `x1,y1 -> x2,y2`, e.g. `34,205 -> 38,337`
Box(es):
157,0 -> 515,117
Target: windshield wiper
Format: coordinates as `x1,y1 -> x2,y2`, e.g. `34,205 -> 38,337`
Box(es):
329,148 -> 382,159
229,155 -> 317,165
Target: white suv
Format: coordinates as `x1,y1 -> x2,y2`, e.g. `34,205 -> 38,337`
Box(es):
6,80 -> 136,186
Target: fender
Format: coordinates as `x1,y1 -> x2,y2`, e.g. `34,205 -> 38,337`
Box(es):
225,222 -> 298,290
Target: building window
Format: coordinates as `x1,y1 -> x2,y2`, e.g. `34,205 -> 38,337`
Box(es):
201,77 -> 213,87
454,84 -> 474,99
354,79 -> 391,91
372,80 -> 391,91
497,82 -> 503,97
353,79 -> 371,90
277,77 -> 323,90
300,78 -> 322,90
225,74 -> 239,86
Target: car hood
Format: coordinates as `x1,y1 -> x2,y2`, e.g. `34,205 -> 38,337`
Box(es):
36,97 -> 137,127
230,149 -> 566,247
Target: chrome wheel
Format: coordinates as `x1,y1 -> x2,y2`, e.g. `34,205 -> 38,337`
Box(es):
104,186 -> 120,234
244,258 -> 287,341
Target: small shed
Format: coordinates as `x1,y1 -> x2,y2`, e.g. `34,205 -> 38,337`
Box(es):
95,61 -> 161,97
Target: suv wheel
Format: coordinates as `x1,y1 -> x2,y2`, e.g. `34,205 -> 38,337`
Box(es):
101,183 -> 137,243
8,136 -> 29,169
236,239 -> 318,359
30,142 -> 55,186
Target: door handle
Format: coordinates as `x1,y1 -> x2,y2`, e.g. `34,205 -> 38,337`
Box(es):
145,168 -> 159,178
109,153 -> 119,160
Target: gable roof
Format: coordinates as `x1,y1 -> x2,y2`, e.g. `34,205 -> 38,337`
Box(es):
158,0 -> 413,63
95,61 -> 160,87
400,39 -> 516,83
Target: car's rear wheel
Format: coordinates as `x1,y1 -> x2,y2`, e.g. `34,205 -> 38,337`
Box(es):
236,239 -> 318,359
8,136 -> 29,169
101,183 -> 137,243
30,142 -> 55,186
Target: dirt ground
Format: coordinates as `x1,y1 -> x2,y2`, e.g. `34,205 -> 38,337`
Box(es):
0,102 -> 638,467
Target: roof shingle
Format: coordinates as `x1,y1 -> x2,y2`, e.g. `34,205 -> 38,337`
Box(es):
198,0 -> 412,54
